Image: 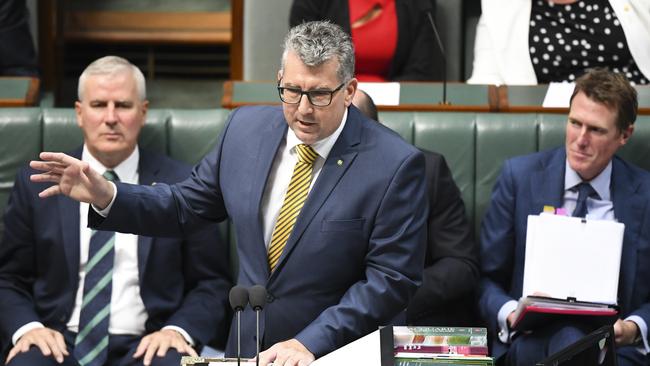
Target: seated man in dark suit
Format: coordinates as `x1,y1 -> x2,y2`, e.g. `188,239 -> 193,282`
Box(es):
353,89 -> 479,326
479,68 -> 650,365
0,56 -> 232,366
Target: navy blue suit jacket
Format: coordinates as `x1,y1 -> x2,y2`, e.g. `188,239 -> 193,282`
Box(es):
478,147 -> 650,357
90,105 -> 427,358
0,148 -> 232,357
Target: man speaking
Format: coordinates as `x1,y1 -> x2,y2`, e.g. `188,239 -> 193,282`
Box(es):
30,21 -> 427,366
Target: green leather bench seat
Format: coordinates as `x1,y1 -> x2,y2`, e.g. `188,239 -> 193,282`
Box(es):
1,108 -> 650,255
380,111 -> 650,237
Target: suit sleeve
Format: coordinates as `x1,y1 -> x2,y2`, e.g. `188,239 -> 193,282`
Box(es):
0,168 -> 46,346
406,153 -> 479,321
294,150 -> 428,357
478,159 -> 519,329
89,110 -> 236,236
391,1 -> 436,81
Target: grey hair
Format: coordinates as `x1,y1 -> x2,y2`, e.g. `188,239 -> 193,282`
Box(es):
280,21 -> 354,83
77,55 -> 146,101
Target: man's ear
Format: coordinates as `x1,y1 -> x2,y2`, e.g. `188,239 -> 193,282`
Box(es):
620,124 -> 634,146
344,78 -> 358,107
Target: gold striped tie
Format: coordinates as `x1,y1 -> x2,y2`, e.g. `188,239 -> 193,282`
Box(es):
268,144 -> 318,271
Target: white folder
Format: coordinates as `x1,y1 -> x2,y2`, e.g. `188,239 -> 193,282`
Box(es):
523,214 -> 624,305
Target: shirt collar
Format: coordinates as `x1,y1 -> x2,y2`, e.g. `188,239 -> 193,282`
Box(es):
82,144 -> 139,184
564,159 -> 612,201
286,107 -> 348,161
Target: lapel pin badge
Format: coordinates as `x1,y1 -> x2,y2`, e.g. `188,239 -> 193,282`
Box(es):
337,159 -> 343,166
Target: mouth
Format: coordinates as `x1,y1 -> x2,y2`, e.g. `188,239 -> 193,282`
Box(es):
570,149 -> 591,159
101,132 -> 123,140
297,120 -> 316,127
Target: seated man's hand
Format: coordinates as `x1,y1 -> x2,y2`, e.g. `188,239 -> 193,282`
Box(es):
6,327 -> 68,364
132,329 -> 197,366
614,319 -> 640,346
258,338 -> 315,366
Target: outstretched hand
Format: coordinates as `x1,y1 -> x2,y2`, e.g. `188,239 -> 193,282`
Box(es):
30,152 -> 114,209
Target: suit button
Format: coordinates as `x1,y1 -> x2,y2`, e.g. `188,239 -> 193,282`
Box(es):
266,294 -> 274,303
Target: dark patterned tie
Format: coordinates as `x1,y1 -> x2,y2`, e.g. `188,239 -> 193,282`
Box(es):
572,182 -> 598,218
74,170 -> 119,366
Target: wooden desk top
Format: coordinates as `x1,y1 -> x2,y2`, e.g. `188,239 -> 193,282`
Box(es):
222,81 -> 650,114
0,77 -> 40,107
222,81 -> 498,112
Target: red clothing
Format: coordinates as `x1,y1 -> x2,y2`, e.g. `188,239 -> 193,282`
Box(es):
349,0 -> 398,81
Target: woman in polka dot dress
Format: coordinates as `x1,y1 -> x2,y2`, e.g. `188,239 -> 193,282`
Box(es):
467,0 -> 650,85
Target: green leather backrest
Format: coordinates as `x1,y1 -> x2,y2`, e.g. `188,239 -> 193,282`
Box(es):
2,108 -> 650,249
0,108 -> 42,236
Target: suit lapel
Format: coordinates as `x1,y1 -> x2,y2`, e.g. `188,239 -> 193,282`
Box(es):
270,110 -> 361,277
61,148 -> 84,286
611,157 -> 646,309
530,148 -> 566,213
136,150 -> 155,275
60,196 -> 81,288
250,114 -> 288,278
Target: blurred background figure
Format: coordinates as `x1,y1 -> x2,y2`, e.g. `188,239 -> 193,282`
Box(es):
353,89 -> 479,327
0,0 -> 37,76
468,0 -> 650,85
290,0 -> 437,81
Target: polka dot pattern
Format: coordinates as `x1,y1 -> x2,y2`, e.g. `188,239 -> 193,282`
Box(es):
529,0 -> 648,85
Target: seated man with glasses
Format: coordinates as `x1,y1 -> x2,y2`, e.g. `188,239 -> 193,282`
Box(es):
30,21 -> 427,366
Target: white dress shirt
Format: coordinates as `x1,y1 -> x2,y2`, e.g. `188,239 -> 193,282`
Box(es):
497,159 -> 649,353
260,109 -> 348,249
14,145 -> 192,345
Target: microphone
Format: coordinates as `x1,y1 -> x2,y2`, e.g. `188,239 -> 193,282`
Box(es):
229,286 -> 249,366
418,0 -> 449,105
248,285 -> 267,366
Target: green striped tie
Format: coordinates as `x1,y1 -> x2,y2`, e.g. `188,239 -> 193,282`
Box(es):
268,144 -> 318,271
74,170 -> 118,366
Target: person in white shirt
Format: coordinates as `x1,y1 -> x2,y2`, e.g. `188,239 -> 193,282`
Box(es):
0,56 -> 232,366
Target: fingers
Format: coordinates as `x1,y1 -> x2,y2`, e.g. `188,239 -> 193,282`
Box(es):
258,348 -> 276,366
259,339 -> 314,366
39,152 -> 80,166
30,160 -> 68,175
133,330 -> 196,366
133,336 -> 150,359
7,328 -> 69,364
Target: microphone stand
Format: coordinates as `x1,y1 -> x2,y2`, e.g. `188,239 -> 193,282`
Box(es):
425,9 -> 450,105
229,286 -> 249,366
248,285 -> 268,366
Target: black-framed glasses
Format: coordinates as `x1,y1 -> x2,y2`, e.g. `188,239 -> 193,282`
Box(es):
277,80 -> 346,107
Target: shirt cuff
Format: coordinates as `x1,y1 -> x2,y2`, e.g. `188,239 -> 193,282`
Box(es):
12,322 -> 45,345
162,325 -> 195,347
497,300 -> 519,344
625,315 -> 649,354
92,181 -> 117,217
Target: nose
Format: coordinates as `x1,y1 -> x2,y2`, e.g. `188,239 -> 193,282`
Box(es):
297,93 -> 313,115
105,103 -> 117,125
575,126 -> 589,147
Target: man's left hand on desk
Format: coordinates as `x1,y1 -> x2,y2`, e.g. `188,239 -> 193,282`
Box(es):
258,338 -> 315,366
